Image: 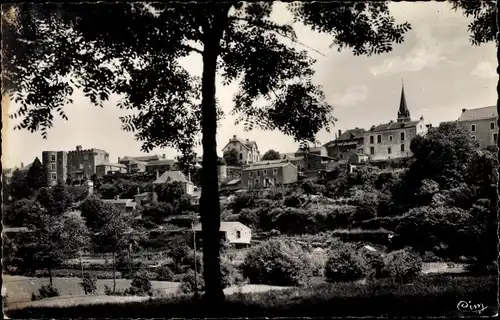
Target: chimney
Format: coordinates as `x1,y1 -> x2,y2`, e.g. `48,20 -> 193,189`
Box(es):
338,130 -> 342,137
462,108 -> 467,113
136,187 -> 140,195
156,170 -> 159,180
233,135 -> 236,139
420,115 -> 424,120
162,154 -> 166,159
76,145 -> 82,151
118,157 -> 121,162
188,171 -> 191,182
21,162 -> 24,168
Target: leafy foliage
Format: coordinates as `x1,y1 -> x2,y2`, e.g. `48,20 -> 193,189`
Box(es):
324,242 -> 369,282
80,272 -> 98,295
241,238 -> 313,286
382,248 -> 422,284
223,149 -> 240,166
25,157 -> 46,191
261,149 -> 281,161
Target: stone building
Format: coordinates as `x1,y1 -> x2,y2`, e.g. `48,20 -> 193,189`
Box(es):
42,151 -> 68,185
67,145 -> 109,180
222,135 -> 260,164
363,84 -> 428,161
457,106 -> 498,149
324,128 -> 365,160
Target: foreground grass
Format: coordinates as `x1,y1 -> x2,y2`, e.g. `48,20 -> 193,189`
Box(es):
6,275 -> 497,318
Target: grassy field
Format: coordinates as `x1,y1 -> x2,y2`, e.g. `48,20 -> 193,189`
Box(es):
3,276 -> 180,304
5,275 -> 497,318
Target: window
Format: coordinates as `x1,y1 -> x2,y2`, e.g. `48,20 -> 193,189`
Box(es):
491,122 -> 495,130
273,168 -> 277,176
236,231 -> 241,239
51,173 -> 57,181
257,170 -> 260,177
420,125 -> 422,129
248,180 -> 252,188
389,135 -> 393,142
263,169 -> 267,176
370,136 -> 374,144
388,147 -> 392,155
377,135 -> 382,143
400,132 -> 405,141
493,133 -> 498,143
370,147 -> 375,155
400,144 -> 405,152
239,145 -> 242,151
249,171 -> 253,177
255,178 -> 260,186
51,154 -> 56,161
358,149 -> 363,154
471,124 -> 476,132
239,153 -> 243,160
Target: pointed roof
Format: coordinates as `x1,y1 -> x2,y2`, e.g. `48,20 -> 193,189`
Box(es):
397,82 -> 410,121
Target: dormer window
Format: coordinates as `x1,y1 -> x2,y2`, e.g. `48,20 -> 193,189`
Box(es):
471,124 -> 476,132
400,132 -> 405,141
490,122 -> 495,130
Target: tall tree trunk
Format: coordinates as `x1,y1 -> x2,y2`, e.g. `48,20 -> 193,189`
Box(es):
112,251 -> 116,292
199,7 -> 230,303
48,267 -> 53,286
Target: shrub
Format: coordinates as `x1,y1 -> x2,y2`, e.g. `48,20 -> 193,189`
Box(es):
272,207 -> 322,234
80,272 -> 98,295
238,208 -> 261,229
241,239 -> 313,286
104,285 -> 127,296
179,269 -> 205,294
221,259 -> 245,288
283,193 -> 303,208
231,193 -> 256,213
32,284 -> 60,301
309,248 -> 328,276
382,248 -> 422,284
360,249 -> 385,279
324,242 -> 369,282
156,265 -> 174,281
325,205 -> 356,229
127,271 -> 153,296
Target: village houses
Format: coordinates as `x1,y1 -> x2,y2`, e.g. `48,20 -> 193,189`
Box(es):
457,106 -> 497,149
222,135 -> 260,164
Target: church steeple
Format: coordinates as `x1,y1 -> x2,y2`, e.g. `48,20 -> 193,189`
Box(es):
397,80 -> 411,123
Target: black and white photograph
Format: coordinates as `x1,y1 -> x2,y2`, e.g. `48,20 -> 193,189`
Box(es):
1,1 -> 499,318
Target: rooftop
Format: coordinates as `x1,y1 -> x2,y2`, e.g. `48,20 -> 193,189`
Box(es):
458,106 -> 497,122
154,170 -> 190,184
147,159 -> 176,166
367,120 -> 421,133
193,221 -> 250,232
96,162 -> 126,168
243,161 -> 294,171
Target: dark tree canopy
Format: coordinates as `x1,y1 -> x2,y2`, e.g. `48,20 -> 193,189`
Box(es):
25,157 -> 46,191
223,149 -> 240,166
261,149 -> 281,161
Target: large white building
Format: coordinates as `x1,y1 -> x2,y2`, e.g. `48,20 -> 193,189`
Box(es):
222,135 -> 260,164
363,85 -> 429,161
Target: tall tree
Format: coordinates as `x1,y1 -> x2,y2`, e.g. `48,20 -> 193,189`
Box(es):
222,149 -> 240,166
261,149 -> 281,161
3,2 -> 413,301
25,157 -> 46,191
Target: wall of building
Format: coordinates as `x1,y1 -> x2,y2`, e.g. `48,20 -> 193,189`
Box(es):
281,163 -> 298,184
326,140 -> 364,159
42,151 -> 68,185
225,226 -> 252,244
223,139 -> 259,164
363,120 -> 426,161
68,147 -> 109,179
459,118 -> 498,149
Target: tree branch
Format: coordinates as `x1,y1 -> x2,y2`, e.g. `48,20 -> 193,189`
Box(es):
182,44 -> 203,55
230,16 -> 326,57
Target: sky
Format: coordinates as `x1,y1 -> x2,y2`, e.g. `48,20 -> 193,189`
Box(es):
2,2 -> 497,168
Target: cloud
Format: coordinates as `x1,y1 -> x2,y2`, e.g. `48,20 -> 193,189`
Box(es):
369,25 -> 463,76
329,85 -> 368,107
471,61 -> 497,78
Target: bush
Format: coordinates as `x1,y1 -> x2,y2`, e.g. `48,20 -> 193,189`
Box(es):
156,264 -> 175,281
104,285 -> 127,296
231,193 -> 256,214
32,284 -> 60,301
324,242 -> 369,282
238,208 -> 261,229
360,249 -> 385,279
80,272 -> 98,295
241,239 -> 313,286
283,194 -> 303,208
272,207 -> 323,234
325,205 -> 357,229
382,248 -> 422,284
221,259 -> 245,288
179,269 -> 205,294
127,271 -> 153,296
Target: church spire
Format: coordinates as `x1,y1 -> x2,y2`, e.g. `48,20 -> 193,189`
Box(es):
397,80 -> 411,122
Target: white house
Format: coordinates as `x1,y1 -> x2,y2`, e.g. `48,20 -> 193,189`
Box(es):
222,135 -> 260,164
153,170 -> 194,195
193,221 -> 252,248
